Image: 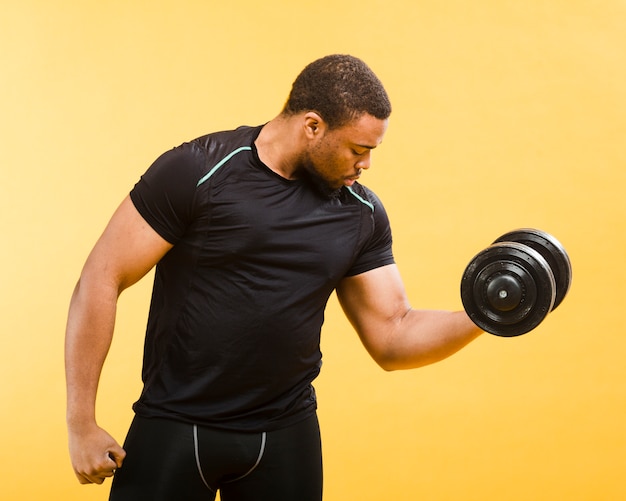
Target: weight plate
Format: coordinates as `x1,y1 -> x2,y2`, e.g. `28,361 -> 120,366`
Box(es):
494,228 -> 572,311
461,242 -> 556,337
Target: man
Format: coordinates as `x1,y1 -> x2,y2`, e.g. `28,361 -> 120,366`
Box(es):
65,54 -> 483,501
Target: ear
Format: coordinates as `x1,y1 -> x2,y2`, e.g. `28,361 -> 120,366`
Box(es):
303,112 -> 327,139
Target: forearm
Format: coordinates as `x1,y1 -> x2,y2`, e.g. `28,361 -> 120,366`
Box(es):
65,277 -> 119,428
66,279 -> 127,485
377,308 -> 483,371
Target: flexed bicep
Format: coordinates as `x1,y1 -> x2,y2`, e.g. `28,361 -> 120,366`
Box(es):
337,264 -> 482,371
336,264 -> 411,368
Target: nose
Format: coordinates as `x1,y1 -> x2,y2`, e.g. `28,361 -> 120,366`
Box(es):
356,151 -> 371,170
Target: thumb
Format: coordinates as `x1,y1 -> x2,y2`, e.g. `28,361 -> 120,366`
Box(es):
108,445 -> 126,469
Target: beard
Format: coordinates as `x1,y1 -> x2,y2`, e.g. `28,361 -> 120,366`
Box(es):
301,166 -> 343,200
299,156 -> 344,200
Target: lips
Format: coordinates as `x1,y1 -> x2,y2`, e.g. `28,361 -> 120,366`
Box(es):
346,170 -> 362,182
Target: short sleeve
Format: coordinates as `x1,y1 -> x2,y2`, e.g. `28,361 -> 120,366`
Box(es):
130,142 -> 207,244
345,188 -> 395,276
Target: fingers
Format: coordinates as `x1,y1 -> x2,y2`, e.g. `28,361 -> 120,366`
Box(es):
73,449 -> 125,485
68,425 -> 127,485
108,445 -> 127,469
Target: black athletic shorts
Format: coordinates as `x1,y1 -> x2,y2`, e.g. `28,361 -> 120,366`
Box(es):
109,413 -> 323,501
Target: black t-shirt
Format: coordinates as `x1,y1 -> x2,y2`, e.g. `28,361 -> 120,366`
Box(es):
130,125 -> 395,431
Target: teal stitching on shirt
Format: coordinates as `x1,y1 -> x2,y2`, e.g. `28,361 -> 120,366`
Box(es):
346,186 -> 374,212
196,149 -> 374,214
196,146 -> 252,187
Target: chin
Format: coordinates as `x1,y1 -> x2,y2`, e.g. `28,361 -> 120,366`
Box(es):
302,169 -> 343,199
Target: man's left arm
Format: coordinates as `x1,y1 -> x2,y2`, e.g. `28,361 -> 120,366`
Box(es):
336,264 -> 483,371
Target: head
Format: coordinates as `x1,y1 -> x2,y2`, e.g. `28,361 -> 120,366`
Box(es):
297,111 -> 388,197
282,54 -> 392,130
282,55 -> 391,195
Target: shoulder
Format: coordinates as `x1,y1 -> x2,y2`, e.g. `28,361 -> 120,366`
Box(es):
191,126 -> 262,161
188,125 -> 263,185
344,183 -> 387,215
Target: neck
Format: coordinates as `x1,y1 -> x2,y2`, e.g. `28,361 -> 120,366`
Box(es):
255,114 -> 305,180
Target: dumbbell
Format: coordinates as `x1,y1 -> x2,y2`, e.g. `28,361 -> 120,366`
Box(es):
460,228 -> 572,337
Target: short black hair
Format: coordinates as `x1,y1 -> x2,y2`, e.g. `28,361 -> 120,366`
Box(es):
282,54 -> 392,129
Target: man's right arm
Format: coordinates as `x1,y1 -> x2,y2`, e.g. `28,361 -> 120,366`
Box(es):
65,195 -> 173,484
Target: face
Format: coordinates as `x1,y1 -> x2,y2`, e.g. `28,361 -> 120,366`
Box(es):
301,113 -> 388,192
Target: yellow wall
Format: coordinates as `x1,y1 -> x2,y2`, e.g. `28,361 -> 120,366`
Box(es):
1,1 -> 624,499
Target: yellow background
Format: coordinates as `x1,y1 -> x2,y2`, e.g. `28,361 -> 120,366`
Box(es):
1,1 -> 624,499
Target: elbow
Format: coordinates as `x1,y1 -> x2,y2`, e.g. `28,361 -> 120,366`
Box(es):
373,352 -> 402,372
379,362 -> 402,372
374,354 -> 435,372
361,331 -> 410,372
368,343 -> 439,372
369,348 -> 415,372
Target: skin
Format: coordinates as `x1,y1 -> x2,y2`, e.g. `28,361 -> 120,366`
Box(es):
65,111 -> 483,485
255,111 -> 383,190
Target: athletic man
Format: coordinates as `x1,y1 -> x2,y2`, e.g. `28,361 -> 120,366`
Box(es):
65,54 -> 483,501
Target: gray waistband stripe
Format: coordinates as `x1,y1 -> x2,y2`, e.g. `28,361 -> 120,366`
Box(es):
193,425 -> 215,492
